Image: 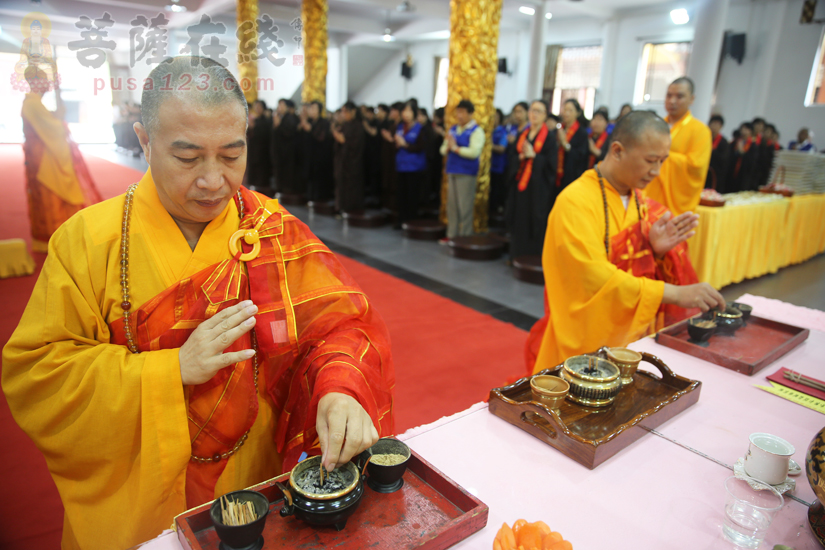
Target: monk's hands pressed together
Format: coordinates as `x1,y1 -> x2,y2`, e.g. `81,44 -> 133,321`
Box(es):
649,211 -> 699,258
178,300 -> 258,386
663,282 -> 726,312
317,392 -> 379,472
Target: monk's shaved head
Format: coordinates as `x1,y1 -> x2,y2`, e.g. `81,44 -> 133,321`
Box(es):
610,110 -> 670,150
141,56 -> 248,138
671,76 -> 695,96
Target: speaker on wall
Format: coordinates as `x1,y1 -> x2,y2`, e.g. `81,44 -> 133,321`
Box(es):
724,33 -> 746,65
498,58 -> 508,74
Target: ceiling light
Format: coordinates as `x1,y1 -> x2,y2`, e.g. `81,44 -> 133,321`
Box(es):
545,12 -> 552,20
165,4 -> 187,12
519,6 -> 536,16
383,28 -> 395,42
670,8 -> 689,25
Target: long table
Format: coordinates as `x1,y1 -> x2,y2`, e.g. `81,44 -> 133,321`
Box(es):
139,294 -> 824,550
689,194 -> 825,289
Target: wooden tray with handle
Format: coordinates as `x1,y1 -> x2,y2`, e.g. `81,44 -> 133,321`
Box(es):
488,349 -> 701,469
175,447 -> 488,550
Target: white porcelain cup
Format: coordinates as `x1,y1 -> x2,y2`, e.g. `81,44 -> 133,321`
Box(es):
744,433 -> 795,485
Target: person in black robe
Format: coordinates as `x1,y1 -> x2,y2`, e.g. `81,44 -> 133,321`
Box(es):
505,100 -> 558,259
587,110 -> 611,169
272,98 -> 299,194
426,107 -> 446,209
246,99 -> 272,193
360,105 -> 382,204
299,100 -> 335,202
557,98 -> 590,189
379,102 -> 403,212
332,101 -> 366,213
730,122 -> 759,192
706,114 -> 730,192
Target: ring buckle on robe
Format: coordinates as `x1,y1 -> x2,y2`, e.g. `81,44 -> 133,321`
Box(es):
229,229 -> 261,261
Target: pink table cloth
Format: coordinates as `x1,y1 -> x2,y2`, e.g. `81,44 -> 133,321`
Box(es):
138,294 -> 824,550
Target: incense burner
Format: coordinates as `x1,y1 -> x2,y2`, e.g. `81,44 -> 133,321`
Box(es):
560,355 -> 622,407
275,455 -> 364,531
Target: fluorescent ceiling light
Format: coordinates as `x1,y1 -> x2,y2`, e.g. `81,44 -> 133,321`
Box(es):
519,6 -> 536,16
545,12 -> 552,20
670,8 -> 689,25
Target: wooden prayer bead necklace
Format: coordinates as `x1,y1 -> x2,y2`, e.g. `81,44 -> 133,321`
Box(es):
119,185 -> 258,464
594,163 -> 642,257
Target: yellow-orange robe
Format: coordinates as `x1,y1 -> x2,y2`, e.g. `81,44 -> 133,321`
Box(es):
528,169 -> 697,373
22,93 -> 100,252
2,170 -> 394,550
643,110 -> 712,216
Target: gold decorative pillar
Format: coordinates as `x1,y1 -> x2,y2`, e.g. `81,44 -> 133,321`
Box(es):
236,0 -> 258,103
301,0 -> 328,105
440,0 -> 503,233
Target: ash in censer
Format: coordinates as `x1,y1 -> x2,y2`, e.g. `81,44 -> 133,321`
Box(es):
296,466 -> 355,494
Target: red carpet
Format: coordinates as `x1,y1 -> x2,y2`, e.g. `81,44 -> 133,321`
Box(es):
0,144 -> 527,548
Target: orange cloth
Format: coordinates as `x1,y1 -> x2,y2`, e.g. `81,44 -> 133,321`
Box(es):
527,169 -> 698,373
22,93 -> 100,251
2,170 -> 394,550
643,111 -> 711,216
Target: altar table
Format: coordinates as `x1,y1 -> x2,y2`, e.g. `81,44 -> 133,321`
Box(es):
138,295 -> 824,550
689,195 -> 825,289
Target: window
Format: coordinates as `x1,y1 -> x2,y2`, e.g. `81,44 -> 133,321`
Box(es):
433,57 -> 449,109
634,42 -> 692,105
547,45 -> 602,118
805,27 -> 825,105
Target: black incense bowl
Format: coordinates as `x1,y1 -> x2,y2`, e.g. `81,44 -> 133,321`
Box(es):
362,438 -> 411,494
210,490 -> 269,550
730,302 -> 753,321
275,455 -> 364,531
687,317 -> 716,343
710,306 -> 744,334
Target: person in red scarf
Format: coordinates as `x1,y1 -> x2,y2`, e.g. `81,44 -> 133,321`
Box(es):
588,110 -> 611,168
2,57 -> 395,550
706,114 -> 730,193
505,100 -> 558,259
556,98 -> 590,189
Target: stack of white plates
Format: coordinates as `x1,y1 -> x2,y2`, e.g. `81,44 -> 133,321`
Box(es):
768,151 -> 825,194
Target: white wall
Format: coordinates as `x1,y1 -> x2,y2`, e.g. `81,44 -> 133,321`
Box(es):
350,29 -> 528,114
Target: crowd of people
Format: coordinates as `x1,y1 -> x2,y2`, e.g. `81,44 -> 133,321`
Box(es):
243,96 -> 640,258
707,116 -> 818,193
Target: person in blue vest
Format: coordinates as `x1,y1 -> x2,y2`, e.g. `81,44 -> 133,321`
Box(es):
439,99 -> 486,240
394,99 -> 429,227
489,108 -> 509,218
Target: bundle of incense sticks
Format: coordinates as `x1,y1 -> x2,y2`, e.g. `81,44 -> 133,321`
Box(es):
220,496 -> 258,526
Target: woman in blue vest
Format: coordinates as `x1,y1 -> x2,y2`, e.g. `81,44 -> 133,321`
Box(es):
394,100 -> 428,227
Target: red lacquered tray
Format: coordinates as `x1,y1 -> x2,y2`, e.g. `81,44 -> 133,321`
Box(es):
655,315 -> 809,376
175,448 -> 488,550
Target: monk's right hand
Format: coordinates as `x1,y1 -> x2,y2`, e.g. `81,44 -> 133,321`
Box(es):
663,283 -> 725,312
178,300 -> 258,386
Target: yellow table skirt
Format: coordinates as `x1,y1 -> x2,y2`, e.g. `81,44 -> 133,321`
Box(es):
688,194 -> 825,289
0,239 -> 36,279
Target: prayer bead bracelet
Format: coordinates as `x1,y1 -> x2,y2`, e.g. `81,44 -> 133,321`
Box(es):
595,163 -> 642,257
119,185 -> 258,463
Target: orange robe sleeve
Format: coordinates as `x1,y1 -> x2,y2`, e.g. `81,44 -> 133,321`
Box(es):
644,112 -> 712,216
1,214 -> 191,550
530,173 -> 665,373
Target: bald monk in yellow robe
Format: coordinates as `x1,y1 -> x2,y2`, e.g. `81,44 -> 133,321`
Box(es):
22,65 -> 102,252
643,77 -> 711,217
3,57 -> 394,550
527,111 -> 724,372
